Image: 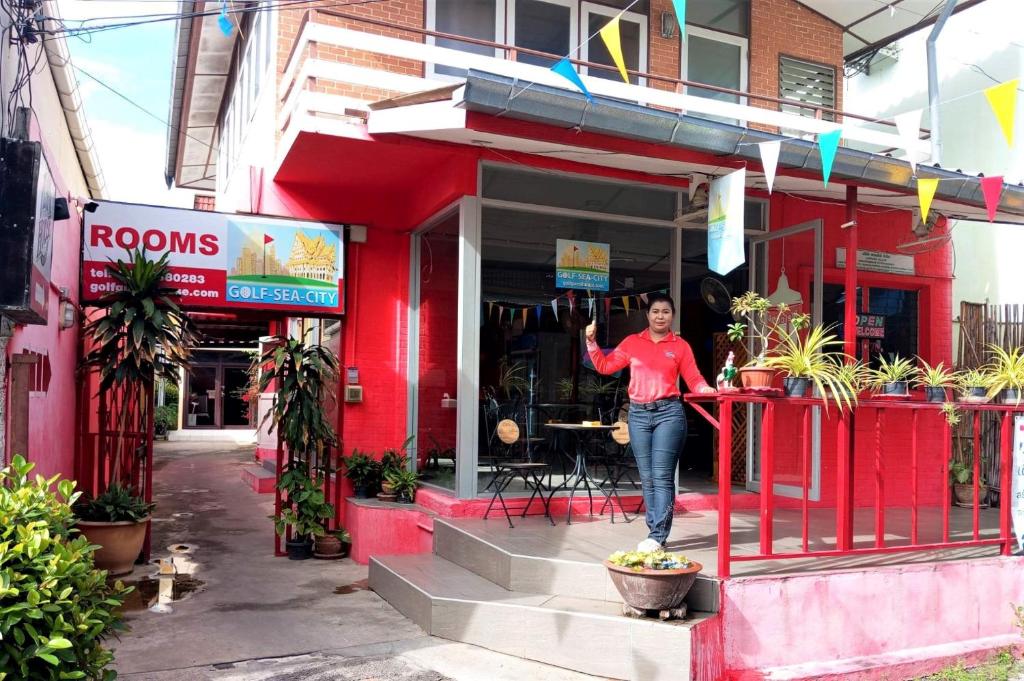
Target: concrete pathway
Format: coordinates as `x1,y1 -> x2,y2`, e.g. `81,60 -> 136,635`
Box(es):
112,442 -> 598,681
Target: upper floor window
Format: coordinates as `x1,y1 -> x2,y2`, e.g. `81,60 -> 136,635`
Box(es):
427,0 -> 504,78
218,10 -> 274,181
688,0 -> 749,37
510,0 -> 576,68
581,2 -> 647,84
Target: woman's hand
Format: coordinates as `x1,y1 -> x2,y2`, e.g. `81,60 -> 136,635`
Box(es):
698,385 -> 717,394
585,319 -> 597,342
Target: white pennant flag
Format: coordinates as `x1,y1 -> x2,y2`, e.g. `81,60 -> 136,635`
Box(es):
588,297 -> 595,318
894,109 -> 924,176
758,141 -> 781,194
551,299 -> 559,322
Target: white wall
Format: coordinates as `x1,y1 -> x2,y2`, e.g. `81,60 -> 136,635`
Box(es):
847,0 -> 1024,353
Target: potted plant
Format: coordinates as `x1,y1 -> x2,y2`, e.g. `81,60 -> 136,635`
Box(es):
868,354 -> 919,396
604,549 -> 703,618
950,458 -> 987,507
727,292 -> 809,388
315,526 -> 351,559
915,358 -> 955,403
763,323 -> 853,408
378,437 -> 413,501
79,249 -> 197,573
257,335 -> 340,559
955,368 -> 990,402
344,450 -> 380,498
814,357 -> 870,403
984,345 -> 1024,405
389,468 -> 420,504
273,461 -> 335,560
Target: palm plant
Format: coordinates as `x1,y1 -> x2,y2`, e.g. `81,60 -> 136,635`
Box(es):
867,354 -> 919,395
763,324 -> 855,410
984,345 -> 1024,404
82,248 -> 197,492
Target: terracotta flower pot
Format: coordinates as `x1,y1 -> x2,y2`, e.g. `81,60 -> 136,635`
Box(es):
738,367 -> 774,389
76,518 -> 150,576
953,483 -> 987,506
603,560 -> 703,612
314,534 -> 342,557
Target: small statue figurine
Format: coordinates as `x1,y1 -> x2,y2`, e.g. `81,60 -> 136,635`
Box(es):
717,351 -> 737,391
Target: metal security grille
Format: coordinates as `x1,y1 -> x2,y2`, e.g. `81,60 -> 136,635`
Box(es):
779,56 -> 836,121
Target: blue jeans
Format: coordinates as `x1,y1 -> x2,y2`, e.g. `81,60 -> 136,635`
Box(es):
628,401 -> 685,544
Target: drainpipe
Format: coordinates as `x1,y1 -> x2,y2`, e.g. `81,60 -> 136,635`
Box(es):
926,0 -> 958,165
0,316 -> 14,465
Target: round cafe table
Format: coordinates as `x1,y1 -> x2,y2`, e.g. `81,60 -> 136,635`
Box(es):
543,423 -> 620,525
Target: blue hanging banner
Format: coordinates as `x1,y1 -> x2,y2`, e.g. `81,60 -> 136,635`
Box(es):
707,168 -> 746,276
551,57 -> 593,103
818,128 -> 842,187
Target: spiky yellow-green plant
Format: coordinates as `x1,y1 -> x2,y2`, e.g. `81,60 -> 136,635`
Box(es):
762,324 -> 856,411
984,345 -> 1024,402
914,358 -> 955,389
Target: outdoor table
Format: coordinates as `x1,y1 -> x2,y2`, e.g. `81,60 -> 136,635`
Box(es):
543,423 -> 619,525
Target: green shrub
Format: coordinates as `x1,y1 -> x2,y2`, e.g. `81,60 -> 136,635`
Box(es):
154,404 -> 178,433
0,455 -> 131,680
163,382 -> 179,407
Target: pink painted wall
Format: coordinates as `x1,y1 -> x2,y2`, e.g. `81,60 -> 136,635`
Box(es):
347,498 -> 434,564
721,556 -> 1024,675
7,131 -> 85,481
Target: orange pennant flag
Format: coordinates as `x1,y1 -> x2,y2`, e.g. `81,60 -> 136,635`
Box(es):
917,178 -> 939,223
622,296 -> 630,315
984,79 -> 1018,147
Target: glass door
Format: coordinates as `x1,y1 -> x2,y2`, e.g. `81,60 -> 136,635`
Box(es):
186,366 -> 219,428
746,219 -> 823,500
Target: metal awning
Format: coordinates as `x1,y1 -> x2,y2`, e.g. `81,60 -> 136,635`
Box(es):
797,0 -> 985,60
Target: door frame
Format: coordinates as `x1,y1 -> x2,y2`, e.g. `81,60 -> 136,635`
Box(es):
745,219 -> 823,501
183,355 -> 255,430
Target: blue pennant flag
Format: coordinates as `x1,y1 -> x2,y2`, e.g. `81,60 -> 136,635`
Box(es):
217,10 -> 233,36
551,57 -> 593,103
672,0 -> 686,39
817,128 -> 842,187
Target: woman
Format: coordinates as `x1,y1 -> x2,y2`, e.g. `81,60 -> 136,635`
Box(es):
585,293 -> 714,552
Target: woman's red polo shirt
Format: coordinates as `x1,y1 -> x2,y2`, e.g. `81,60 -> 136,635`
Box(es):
586,329 -> 710,403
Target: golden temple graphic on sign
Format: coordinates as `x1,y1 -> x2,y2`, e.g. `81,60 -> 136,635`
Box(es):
284,232 -> 338,283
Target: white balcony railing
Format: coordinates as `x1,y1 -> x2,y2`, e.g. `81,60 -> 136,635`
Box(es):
278,11 -> 928,156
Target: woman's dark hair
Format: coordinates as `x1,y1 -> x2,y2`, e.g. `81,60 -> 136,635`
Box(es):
645,292 -> 675,314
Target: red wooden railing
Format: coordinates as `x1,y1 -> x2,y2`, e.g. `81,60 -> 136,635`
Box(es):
686,394 -> 1021,578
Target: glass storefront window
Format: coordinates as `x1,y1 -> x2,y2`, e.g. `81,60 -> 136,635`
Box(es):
822,284 -> 920,365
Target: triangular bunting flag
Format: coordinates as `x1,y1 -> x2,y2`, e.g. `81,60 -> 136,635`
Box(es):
551,57 -> 593,103
758,140 -> 781,194
917,178 -> 939,223
510,307 -> 515,324
487,302 -> 494,318
894,109 -> 924,175
497,305 -> 504,321
671,0 -> 686,40
639,293 -> 648,305
604,298 -> 611,320
217,9 -> 233,36
551,299 -> 559,322
535,305 -> 542,322
622,297 -> 630,315
817,128 -> 842,187
588,297 -> 595,318
599,16 -> 630,83
980,176 -> 1004,222
567,291 -> 575,314
984,79 -> 1018,148
521,308 -> 527,326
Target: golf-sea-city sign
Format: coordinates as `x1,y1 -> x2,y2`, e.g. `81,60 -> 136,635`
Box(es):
82,201 -> 345,315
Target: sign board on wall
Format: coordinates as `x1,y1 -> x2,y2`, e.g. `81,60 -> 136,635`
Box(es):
1012,415 -> 1024,552
555,239 -> 610,291
83,201 -> 345,315
856,314 -> 886,338
836,248 -> 914,276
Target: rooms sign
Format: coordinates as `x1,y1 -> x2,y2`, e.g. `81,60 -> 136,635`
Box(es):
83,201 -> 345,315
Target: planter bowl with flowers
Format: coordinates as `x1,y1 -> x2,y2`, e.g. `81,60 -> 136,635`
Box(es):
604,550 -> 702,620
727,292 -> 810,390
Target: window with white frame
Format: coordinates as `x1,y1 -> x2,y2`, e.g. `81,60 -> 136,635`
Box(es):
581,2 -> 646,85
218,10 -> 274,182
510,0 -> 577,68
682,26 -> 748,123
426,0 -> 505,79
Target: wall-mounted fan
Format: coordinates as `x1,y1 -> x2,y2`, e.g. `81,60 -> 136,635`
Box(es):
700,277 -> 732,315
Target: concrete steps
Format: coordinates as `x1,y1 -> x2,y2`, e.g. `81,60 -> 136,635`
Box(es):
241,464 -> 276,494
370,553 -> 709,680
432,519 -> 720,613
369,518 -> 722,680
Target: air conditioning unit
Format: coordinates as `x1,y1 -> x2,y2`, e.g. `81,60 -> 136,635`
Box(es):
0,138 -> 58,325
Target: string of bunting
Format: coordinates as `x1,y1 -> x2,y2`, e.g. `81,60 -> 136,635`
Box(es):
483,289 -> 669,327
545,0 -> 1018,223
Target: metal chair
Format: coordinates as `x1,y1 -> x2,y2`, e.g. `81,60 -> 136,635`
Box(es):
599,420 -> 644,518
483,418 -> 553,528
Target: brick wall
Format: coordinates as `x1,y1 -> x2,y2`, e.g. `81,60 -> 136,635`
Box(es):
749,0 -> 844,117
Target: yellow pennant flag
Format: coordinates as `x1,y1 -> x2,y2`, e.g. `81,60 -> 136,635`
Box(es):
984,79 -> 1018,147
917,178 -> 939,223
622,296 -> 630,315
599,16 -> 630,83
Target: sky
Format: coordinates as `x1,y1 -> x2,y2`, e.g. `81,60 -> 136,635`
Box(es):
56,0 -> 194,207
